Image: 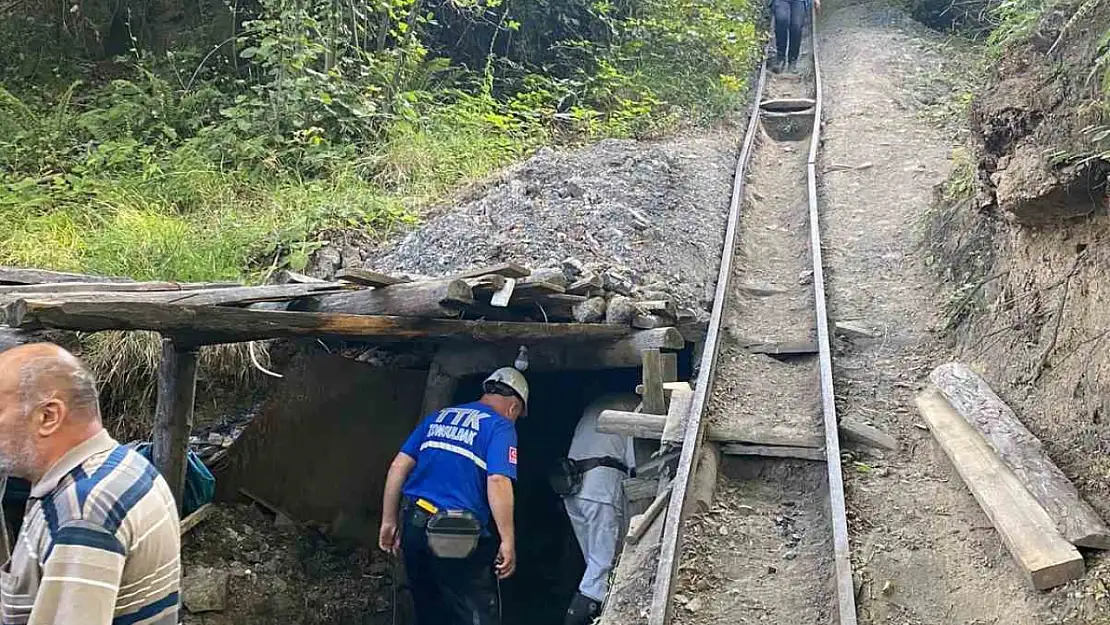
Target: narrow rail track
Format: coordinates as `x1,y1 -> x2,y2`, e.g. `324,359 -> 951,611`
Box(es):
646,13 -> 857,625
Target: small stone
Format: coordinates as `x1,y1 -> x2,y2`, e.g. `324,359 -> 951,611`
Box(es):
784,551 -> 797,560
562,257 -> 586,278
573,296 -> 607,323
182,566 -> 229,613
882,580 -> 895,596
798,270 -> 814,285
674,593 -> 689,605
530,267 -> 569,288
767,566 -> 777,574
685,597 -> 704,613
718,525 -> 729,536
736,505 -> 756,516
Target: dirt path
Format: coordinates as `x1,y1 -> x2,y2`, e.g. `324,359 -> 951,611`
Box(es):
815,1 -> 1048,622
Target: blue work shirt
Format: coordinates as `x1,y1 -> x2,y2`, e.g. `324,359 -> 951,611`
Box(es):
400,401 -> 518,528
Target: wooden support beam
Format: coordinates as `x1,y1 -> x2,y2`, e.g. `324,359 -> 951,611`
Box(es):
153,338 -> 198,513
661,388 -> 694,445
447,263 -> 531,280
291,278 -> 473,318
641,349 -> 666,415
930,363 -> 1110,549
686,442 -> 721,515
916,388 -> 1084,590
839,419 -> 899,451
0,283 -> 348,308
335,268 -> 409,287
0,266 -> 124,284
422,351 -> 460,416
628,482 -> 674,545
661,353 -> 678,383
720,444 -> 825,461
6,300 -> 634,345
599,410 -> 823,449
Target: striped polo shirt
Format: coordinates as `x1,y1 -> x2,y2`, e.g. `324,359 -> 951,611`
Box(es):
1,430 -> 181,625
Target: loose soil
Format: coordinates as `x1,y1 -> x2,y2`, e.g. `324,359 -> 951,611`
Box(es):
816,1 -> 1067,623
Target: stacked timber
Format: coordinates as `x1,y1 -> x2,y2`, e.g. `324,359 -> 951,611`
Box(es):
917,362 -> 1110,591
0,262 -> 694,330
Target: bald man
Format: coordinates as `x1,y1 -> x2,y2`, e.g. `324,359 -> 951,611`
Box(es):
0,343 -> 180,625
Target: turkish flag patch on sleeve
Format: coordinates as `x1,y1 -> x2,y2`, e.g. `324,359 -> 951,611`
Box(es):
509,447 -> 518,465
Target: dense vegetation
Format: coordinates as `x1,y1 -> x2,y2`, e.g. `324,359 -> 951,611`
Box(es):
0,0 -> 762,282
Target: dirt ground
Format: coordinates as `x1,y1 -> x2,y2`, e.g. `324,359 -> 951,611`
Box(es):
181,504 -> 393,625
815,0 -> 1090,623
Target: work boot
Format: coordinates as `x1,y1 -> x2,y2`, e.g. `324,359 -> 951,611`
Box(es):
564,592 -> 602,625
787,59 -> 799,74
771,56 -> 785,74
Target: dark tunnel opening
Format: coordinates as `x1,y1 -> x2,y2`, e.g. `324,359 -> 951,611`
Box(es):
449,358 -> 691,625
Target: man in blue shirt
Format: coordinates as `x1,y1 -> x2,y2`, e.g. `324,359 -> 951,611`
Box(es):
379,367 -> 528,625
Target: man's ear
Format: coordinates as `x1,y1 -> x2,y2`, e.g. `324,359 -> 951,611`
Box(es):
36,398 -> 66,437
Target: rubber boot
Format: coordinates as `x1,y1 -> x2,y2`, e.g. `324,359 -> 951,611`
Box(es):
564,592 -> 602,625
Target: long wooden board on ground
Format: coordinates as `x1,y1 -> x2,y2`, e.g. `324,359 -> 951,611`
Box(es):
915,388 -> 1084,590
721,443 -> 825,462
180,503 -> 216,536
930,362 -> 1110,549
5,300 -> 635,345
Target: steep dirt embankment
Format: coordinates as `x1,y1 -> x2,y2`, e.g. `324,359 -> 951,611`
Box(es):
930,3 -> 1110,622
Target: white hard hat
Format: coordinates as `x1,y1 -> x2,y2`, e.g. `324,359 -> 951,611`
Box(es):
484,367 -> 529,411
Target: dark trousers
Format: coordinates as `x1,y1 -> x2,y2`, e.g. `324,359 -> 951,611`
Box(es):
773,0 -> 806,63
402,511 -> 500,625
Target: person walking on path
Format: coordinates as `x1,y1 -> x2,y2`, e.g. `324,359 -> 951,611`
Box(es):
0,343 -> 181,625
772,0 -> 819,73
379,367 -> 528,625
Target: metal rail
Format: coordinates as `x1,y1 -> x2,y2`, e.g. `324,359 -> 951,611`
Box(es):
645,10 -> 858,625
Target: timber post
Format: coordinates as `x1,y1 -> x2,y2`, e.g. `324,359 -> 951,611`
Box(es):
153,336 -> 199,513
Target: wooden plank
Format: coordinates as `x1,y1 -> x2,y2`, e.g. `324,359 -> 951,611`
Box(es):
0,281 -> 238,295
746,340 -> 818,356
291,278 -> 473,318
598,410 -> 824,449
623,477 -> 660,503
507,279 -> 566,306
641,349 -> 666,415
489,278 -> 516,307
0,283 -> 347,308
721,444 -> 826,461
840,418 -> 899,451
0,266 -> 124,284
931,363 -> 1110,549
661,388 -> 694,445
599,409 -> 666,439
277,270 -> 327,284
447,263 -> 531,280
433,328 -> 685,376
600,508 -> 666,625
648,60 -> 781,625
7,300 -> 634,345
566,273 -> 603,295
916,388 -> 1085,589
335,268 -> 409,287
632,314 -> 673,330
661,353 -> 678,383
686,443 -> 721,515
628,483 -> 674,545
153,338 -> 198,513
180,503 -> 216,536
